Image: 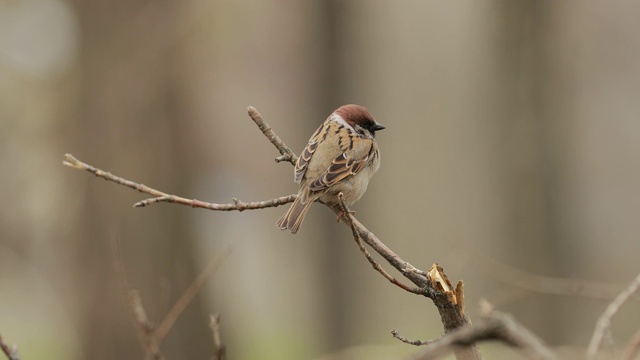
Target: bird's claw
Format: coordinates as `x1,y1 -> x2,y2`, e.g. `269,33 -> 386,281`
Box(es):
336,210 -> 356,222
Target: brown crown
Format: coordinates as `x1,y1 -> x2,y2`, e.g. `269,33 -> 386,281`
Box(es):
334,104 -> 376,127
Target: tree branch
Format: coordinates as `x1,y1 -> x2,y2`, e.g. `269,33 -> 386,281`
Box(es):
110,230 -> 230,352
391,329 -> 435,346
0,334 -> 19,360
129,290 -> 165,360
413,301 -> 555,360
247,106 -> 297,165
134,194 -> 296,210
587,273 -> 640,360
209,314 -> 226,360
337,193 -> 424,295
111,236 -> 165,359
63,106 -> 482,360
63,153 -> 295,211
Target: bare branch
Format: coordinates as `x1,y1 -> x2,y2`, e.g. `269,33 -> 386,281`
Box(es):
129,290 -> 165,360
155,242 -> 232,342
247,106 -> 297,165
63,153 -> 295,210
111,237 -> 164,360
391,329 -> 435,346
330,206 -> 432,291
134,194 -> 296,211
587,273 -> 640,360
110,236 -> 164,359
0,334 -> 19,360
109,210 -> 230,354
64,153 -> 166,197
210,314 -> 227,360
337,193 -> 423,295
414,301 -> 555,360
329,204 -> 481,359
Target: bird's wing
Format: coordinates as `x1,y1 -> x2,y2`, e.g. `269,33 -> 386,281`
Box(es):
294,121 -> 331,184
308,137 -> 376,192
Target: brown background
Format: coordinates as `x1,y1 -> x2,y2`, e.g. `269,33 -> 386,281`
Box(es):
1,1 -> 639,359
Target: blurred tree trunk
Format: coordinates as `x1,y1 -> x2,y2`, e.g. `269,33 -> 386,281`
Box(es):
317,0 -> 351,351
493,1 -> 565,342
72,2 -> 209,358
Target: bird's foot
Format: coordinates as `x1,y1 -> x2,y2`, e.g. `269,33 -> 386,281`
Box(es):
336,210 -> 356,222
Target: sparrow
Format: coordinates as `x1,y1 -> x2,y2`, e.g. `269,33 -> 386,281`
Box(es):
277,104 -> 385,234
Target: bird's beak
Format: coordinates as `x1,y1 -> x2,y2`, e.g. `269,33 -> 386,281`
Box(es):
372,122 -> 385,132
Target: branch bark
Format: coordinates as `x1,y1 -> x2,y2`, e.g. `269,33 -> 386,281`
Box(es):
209,314 -> 226,360
587,273 -> 640,360
129,290 -> 165,360
64,152 -> 296,211
413,301 -> 554,360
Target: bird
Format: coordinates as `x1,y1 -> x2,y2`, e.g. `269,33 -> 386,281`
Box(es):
277,104 -> 385,234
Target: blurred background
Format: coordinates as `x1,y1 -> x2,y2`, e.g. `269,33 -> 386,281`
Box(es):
1,1 -> 640,359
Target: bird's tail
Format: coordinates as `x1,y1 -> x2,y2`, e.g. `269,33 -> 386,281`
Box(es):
276,197 -> 314,234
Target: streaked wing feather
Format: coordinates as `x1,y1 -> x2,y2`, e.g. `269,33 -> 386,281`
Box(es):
295,121 -> 332,184
309,145 -> 373,192
294,141 -> 317,183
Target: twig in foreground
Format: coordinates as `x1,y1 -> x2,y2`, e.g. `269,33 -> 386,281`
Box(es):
0,334 -> 19,360
587,273 -> 640,360
210,314 -> 227,360
414,301 -> 555,360
63,153 -> 296,210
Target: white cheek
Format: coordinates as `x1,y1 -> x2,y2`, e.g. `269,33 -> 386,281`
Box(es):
331,114 -> 355,132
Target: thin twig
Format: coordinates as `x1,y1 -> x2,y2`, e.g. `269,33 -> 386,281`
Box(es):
338,207 -> 482,360
156,242 -> 232,342
129,290 -> 165,360
134,194 -> 296,210
210,314 -> 227,360
63,153 -> 295,211
110,236 -> 165,359
587,273 -> 640,360
414,301 -> 555,360
391,329 -> 434,346
337,193 -> 423,295
0,334 -> 19,360
332,208 -> 435,297
109,215 -> 231,352
247,106 -> 297,164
